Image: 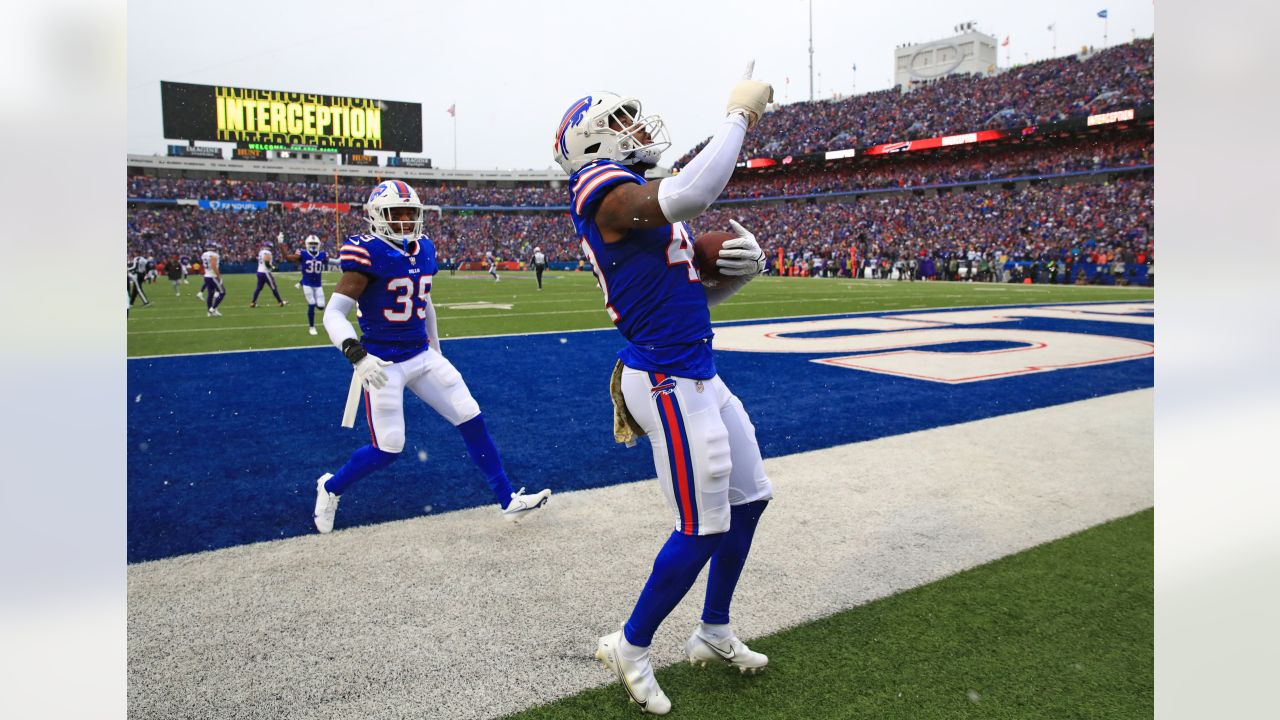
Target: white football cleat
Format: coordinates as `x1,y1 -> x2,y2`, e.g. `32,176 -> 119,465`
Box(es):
501,487 -> 550,522
207,308 -> 222,317
313,473 -> 339,533
685,627 -> 768,673
596,630 -> 671,715
196,292 -> 204,300
308,327 -> 318,335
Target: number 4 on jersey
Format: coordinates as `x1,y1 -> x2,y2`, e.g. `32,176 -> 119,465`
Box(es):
667,223 -> 700,282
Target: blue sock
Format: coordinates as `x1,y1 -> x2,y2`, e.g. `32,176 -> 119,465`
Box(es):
307,304 -> 315,327
457,414 -> 515,507
325,445 -> 398,495
702,500 -> 769,625
624,531 -> 724,647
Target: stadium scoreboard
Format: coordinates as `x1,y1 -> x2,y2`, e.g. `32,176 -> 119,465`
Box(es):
161,81 -> 423,153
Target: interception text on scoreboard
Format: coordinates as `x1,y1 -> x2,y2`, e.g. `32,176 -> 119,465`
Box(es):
215,87 -> 384,147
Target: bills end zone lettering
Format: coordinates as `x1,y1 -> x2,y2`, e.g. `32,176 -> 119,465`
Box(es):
714,302 -> 1154,384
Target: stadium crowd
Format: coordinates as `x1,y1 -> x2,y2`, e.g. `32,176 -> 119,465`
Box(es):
128,133 -> 1148,209
127,175 -> 568,208
701,175 -> 1152,282
126,205 -> 580,266
129,172 -> 1152,284
720,136 -> 1150,199
678,38 -> 1153,165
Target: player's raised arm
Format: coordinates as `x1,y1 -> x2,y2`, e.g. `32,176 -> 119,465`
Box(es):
596,64 -> 772,241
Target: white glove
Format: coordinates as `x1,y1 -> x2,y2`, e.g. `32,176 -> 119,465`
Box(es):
717,219 -> 766,276
726,60 -> 774,129
354,353 -> 392,390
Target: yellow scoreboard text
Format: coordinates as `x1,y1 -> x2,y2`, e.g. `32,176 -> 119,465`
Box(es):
214,87 -> 383,148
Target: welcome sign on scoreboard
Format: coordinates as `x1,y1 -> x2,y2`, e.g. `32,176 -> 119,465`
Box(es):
161,81 -> 422,153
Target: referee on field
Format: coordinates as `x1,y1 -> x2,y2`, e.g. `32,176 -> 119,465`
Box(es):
128,254 -> 151,307
532,246 -> 547,290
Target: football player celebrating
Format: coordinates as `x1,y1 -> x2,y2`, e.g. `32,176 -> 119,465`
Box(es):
554,64 -> 773,715
250,236 -> 288,308
280,235 -> 328,336
314,180 -> 551,534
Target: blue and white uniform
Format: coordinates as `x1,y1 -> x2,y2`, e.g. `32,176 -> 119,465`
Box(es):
337,233 -> 480,450
298,249 -> 328,308
569,159 -> 771,538
315,179 -> 544,532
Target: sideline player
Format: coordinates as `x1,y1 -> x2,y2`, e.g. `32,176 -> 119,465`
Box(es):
313,180 -> 551,533
200,243 -> 227,317
250,237 -> 288,308
531,246 -> 547,290
166,256 -> 183,296
553,65 -> 774,715
127,254 -> 151,307
281,235 -> 328,335
485,250 -> 500,282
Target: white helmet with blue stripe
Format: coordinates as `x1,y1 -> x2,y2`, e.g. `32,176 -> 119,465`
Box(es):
553,92 -> 670,175
364,179 -> 424,249
304,235 -> 321,253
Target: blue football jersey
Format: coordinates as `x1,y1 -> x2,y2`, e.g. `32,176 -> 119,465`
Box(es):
300,250 -> 327,287
339,234 -> 439,363
570,160 -> 715,379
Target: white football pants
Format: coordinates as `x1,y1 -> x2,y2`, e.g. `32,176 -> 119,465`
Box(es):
361,347 -> 482,454
302,285 -> 326,307
621,366 -> 773,536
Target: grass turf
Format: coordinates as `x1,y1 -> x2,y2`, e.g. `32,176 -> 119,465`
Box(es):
127,272 -> 1153,357
510,509 -> 1153,720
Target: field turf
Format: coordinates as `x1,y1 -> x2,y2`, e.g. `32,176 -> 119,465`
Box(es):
510,509 -> 1153,720
127,271 -> 1154,357
127,272 -> 1153,718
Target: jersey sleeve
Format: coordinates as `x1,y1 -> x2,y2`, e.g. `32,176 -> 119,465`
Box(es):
339,240 -> 374,273
569,162 -> 644,221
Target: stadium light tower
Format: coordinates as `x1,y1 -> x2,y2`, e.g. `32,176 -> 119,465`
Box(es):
808,0 -> 814,102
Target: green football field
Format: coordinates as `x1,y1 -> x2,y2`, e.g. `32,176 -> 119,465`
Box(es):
512,510 -> 1153,720
127,270 -> 1154,357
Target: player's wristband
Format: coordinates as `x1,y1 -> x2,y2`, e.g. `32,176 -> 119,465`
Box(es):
341,338 -> 368,365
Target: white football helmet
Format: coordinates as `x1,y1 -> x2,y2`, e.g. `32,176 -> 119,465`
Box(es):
364,180 -> 424,248
553,92 -> 671,175
304,235 -> 321,253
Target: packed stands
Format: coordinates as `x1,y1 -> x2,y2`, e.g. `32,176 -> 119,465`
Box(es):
677,38 -> 1153,165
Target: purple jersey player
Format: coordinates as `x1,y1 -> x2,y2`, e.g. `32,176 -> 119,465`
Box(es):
312,179 -> 551,534
281,235 -> 328,335
554,66 -> 774,715
199,245 -> 226,317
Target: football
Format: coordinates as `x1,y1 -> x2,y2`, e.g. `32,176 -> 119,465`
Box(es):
693,230 -> 736,283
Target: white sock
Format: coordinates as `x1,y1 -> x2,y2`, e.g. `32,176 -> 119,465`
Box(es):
699,622 -> 732,642
618,634 -> 650,662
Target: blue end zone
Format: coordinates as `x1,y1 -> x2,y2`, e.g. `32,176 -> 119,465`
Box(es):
128,304 -> 1153,563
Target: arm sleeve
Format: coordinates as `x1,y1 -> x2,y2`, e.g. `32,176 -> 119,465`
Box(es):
323,293 -> 359,350
657,113 -> 748,223
423,295 -> 441,354
703,275 -> 753,308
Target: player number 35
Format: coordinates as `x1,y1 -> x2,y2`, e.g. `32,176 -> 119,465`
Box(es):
383,275 -> 433,322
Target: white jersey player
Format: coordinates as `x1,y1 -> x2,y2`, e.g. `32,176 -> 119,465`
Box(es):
250,239 -> 287,308
200,247 -> 226,317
